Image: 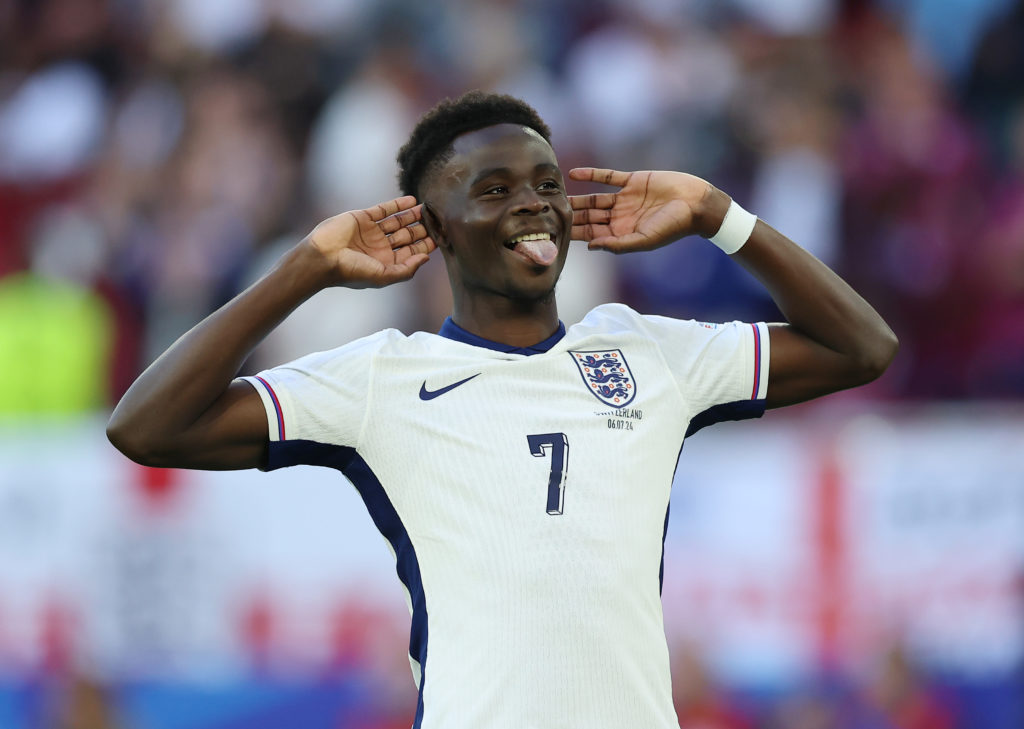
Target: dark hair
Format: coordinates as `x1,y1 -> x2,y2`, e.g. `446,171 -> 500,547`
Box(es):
396,90 -> 552,198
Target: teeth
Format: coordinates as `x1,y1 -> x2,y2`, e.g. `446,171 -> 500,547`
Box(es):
509,233 -> 552,244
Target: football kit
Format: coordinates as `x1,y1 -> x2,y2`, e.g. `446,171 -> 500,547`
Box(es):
240,303 -> 769,729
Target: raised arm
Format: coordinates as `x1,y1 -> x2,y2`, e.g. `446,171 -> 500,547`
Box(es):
107,196 -> 435,470
568,168 -> 898,408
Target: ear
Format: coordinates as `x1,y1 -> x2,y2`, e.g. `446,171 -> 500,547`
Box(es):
422,202 -> 449,251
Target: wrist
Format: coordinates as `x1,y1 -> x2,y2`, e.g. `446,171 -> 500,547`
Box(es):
693,185 -> 731,239
278,238 -> 337,294
707,198 -> 757,255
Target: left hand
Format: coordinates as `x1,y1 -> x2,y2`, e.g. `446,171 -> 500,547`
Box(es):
568,168 -> 726,252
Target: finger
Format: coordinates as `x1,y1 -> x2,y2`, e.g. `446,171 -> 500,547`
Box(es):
388,221 -> 429,248
569,193 -> 616,210
379,253 -> 431,284
365,195 -> 419,222
394,236 -> 436,261
570,223 -> 611,241
587,232 -> 652,253
349,208 -> 374,231
572,207 -> 612,225
569,168 -> 632,188
378,205 -> 422,235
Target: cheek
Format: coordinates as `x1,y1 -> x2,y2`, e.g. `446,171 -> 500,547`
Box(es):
448,226 -> 491,271
458,207 -> 501,234
555,197 -> 573,224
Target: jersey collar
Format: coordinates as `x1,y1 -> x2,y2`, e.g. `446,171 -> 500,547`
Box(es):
438,317 -> 566,355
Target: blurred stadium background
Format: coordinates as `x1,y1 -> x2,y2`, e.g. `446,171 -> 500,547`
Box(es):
1,0 -> 1023,727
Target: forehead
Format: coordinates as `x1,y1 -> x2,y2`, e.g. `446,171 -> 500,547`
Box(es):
443,124 -> 558,181
452,123 -> 553,157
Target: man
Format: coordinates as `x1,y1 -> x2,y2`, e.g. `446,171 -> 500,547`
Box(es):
108,91 -> 897,728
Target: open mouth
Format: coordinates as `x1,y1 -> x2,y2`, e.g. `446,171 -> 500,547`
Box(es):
504,232 -> 559,266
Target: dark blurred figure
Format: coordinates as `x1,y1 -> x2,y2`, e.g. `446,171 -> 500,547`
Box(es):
854,645 -> 957,729
40,672 -> 130,729
964,99 -> 1024,396
773,690 -> 843,729
839,13 -> 990,399
963,0 -> 1024,165
960,2 -> 1024,397
672,645 -> 754,729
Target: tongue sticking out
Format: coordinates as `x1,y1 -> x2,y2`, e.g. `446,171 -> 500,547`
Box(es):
516,238 -> 558,266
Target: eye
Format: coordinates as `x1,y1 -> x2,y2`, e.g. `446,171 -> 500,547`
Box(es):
483,185 -> 508,196
537,180 -> 561,192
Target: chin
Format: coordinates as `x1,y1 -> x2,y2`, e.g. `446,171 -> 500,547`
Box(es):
505,280 -> 558,306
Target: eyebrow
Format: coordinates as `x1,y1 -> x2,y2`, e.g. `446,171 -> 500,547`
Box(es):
470,163 -> 561,187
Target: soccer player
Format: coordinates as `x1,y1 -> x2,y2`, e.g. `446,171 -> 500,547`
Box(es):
107,92 -> 897,729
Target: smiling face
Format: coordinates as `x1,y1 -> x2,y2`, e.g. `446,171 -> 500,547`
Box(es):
422,123 -> 573,308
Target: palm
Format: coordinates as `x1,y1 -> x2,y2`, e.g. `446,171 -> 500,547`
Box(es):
569,169 -> 709,252
309,196 -> 435,288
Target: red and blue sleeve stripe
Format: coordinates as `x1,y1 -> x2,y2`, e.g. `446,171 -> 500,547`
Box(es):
750,323 -> 762,400
254,375 -> 286,441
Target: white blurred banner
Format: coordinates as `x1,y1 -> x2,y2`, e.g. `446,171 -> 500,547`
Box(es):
0,409 -> 1022,682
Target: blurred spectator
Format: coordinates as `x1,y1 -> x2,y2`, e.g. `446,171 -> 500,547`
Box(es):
742,40 -> 842,268
730,0 -> 839,36
139,64 -> 297,361
245,47 -> 422,368
0,270 -> 110,415
883,0 -> 1017,81
165,0 -> 268,54
0,206 -> 113,415
0,62 -> 107,186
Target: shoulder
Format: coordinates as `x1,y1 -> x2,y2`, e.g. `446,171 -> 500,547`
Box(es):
572,303 -> 713,340
272,328 -> 406,374
573,303 -> 645,333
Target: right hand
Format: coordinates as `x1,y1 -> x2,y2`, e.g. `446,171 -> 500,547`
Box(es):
307,195 -> 436,289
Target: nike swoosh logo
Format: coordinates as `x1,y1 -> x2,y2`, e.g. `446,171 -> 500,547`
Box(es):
419,373 -> 481,401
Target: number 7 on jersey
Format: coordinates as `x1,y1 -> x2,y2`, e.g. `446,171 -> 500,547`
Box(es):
526,433 -> 570,515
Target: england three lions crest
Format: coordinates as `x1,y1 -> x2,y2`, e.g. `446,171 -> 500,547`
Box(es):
570,349 -> 636,408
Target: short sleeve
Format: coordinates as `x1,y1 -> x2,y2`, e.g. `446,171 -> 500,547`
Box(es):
637,314 -> 770,435
236,329 -> 395,452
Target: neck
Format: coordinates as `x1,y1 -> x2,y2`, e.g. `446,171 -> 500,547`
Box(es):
450,292 -> 560,347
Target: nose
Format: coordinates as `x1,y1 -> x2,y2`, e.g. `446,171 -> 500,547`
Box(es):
513,187 -> 549,214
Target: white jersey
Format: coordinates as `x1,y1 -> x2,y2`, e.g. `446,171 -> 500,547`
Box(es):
240,303 -> 769,729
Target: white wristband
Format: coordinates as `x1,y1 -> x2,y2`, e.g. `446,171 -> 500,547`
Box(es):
709,199 -> 757,255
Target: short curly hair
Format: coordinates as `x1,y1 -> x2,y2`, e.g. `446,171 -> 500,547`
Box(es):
397,90 -> 552,199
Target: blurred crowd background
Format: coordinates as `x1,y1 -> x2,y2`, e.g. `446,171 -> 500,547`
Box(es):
1,0 -> 1023,727
3,0 -> 1024,414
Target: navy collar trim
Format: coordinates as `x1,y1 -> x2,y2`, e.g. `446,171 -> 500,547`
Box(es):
438,317 -> 566,355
